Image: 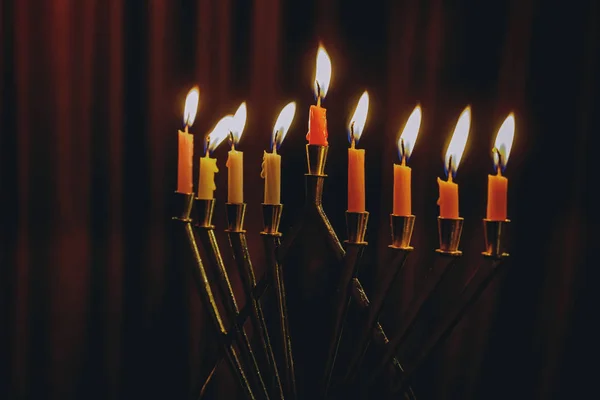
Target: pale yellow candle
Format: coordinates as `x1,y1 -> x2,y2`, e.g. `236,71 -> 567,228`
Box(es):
261,150 -> 281,204
226,102 -> 247,204
197,155 -> 219,200
177,87 -> 199,194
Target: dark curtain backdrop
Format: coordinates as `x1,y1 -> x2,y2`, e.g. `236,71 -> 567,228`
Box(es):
1,0 -> 596,399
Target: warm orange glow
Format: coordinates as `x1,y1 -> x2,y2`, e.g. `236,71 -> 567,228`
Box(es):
183,87 -> 200,127
314,46 -> 332,100
231,102 -> 247,145
348,91 -> 369,143
444,106 -> 471,176
207,115 -> 233,153
493,113 -> 515,170
398,105 -> 422,160
272,102 -> 296,149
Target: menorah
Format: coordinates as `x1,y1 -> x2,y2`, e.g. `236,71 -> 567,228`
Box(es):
172,143 -> 510,399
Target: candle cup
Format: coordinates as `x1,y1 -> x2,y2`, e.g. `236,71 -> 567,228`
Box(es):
390,215 -> 416,250
261,204 -> 284,236
306,144 -> 329,176
345,211 -> 369,244
436,217 -> 464,256
172,191 -> 195,222
194,198 -> 216,228
225,203 -> 247,233
482,219 -> 510,259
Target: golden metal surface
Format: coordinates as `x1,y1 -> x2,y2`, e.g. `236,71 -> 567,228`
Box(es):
261,204 -> 283,236
390,214 -> 415,250
436,217 -> 464,256
345,211 -> 369,244
482,219 -> 510,259
225,203 -> 247,232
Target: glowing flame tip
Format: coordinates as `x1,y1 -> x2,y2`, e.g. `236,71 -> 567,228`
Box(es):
272,102 -> 296,150
183,87 -> 200,127
493,113 -> 515,171
398,105 -> 422,160
230,102 -> 247,145
348,91 -> 369,143
314,46 -> 332,100
444,106 -> 471,177
206,115 -> 234,154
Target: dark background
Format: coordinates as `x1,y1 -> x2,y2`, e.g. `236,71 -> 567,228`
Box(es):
0,0 -> 596,399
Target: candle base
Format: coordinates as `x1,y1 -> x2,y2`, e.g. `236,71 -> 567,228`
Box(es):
390,215 -> 415,250
172,191 -> 195,221
194,198 -> 216,228
345,211 -> 369,244
225,203 -> 247,232
436,217 -> 464,256
482,219 -> 510,259
261,204 -> 283,236
306,144 -> 329,176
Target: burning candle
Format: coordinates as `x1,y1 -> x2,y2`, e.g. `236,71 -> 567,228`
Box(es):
306,46 -> 332,146
487,113 -> 515,221
226,102 -> 247,204
261,102 -> 296,205
177,87 -> 199,194
393,105 -> 422,216
197,115 -> 231,200
347,91 -> 369,212
437,107 -> 471,219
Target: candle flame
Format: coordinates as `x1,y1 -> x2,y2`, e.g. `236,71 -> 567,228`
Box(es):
206,115 -> 233,153
183,87 -> 200,127
348,91 -> 369,144
272,102 -> 296,150
493,113 -> 515,171
314,46 -> 332,100
398,105 -> 422,161
230,102 -> 247,145
444,106 -> 471,178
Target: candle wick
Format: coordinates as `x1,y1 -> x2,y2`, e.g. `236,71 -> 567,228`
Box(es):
184,125 -> 189,133
493,148 -> 503,175
447,154 -> 454,182
316,81 -> 322,106
350,122 -> 356,148
400,139 -> 406,163
229,131 -> 235,150
273,130 -> 279,153
205,136 -> 210,157
401,155 -> 406,166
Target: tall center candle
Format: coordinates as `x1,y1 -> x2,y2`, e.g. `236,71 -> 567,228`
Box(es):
306,45 -> 332,146
438,107 -> 471,218
262,102 -> 296,205
393,105 -> 422,216
226,103 -> 247,204
177,87 -> 199,194
347,91 -> 369,212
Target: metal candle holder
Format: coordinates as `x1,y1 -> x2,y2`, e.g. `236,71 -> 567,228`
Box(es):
260,203 -> 297,399
193,199 -> 270,399
368,216 -> 465,384
342,214 -> 415,384
391,220 -> 510,395
225,203 -> 285,399
172,193 -> 255,399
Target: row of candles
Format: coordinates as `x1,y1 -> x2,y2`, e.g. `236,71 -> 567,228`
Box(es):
177,46 -> 514,222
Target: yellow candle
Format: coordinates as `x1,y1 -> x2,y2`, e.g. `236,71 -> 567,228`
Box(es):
393,161 -> 411,216
348,143 -> 365,212
227,148 -> 243,204
177,87 -> 199,194
393,106 -> 422,216
438,106 -> 471,218
197,155 -> 219,200
486,113 -> 515,221
261,150 -> 281,204
437,175 -> 459,218
347,91 -> 369,212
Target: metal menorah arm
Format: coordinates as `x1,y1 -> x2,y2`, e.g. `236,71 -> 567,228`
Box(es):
172,192 -> 255,400
192,200 -> 270,399
225,203 -> 285,400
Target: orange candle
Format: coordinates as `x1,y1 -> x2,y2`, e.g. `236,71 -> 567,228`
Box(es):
438,106 -> 471,218
307,45 -> 332,146
437,176 -> 459,218
394,162 -> 411,216
486,113 -> 515,221
347,92 -> 369,212
393,106 -> 422,216
177,87 -> 199,194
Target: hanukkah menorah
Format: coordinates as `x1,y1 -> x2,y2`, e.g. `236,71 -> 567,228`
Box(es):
172,143 -> 510,400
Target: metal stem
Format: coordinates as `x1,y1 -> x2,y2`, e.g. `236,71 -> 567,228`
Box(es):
228,231 -> 284,399
368,256 -> 460,384
196,226 -> 270,399
392,259 -> 506,394
263,235 -> 297,399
